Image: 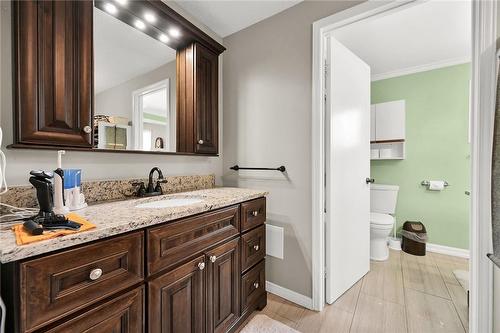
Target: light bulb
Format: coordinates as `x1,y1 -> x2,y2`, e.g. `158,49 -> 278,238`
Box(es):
169,27 -> 181,38
144,13 -> 156,23
104,3 -> 117,14
134,20 -> 146,30
159,34 -> 169,43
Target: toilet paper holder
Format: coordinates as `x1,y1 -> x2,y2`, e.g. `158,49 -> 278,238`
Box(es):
421,180 -> 449,187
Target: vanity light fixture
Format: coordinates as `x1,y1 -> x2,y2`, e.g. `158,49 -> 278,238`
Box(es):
144,12 -> 156,23
169,27 -> 181,38
115,0 -> 127,5
134,19 -> 146,30
159,34 -> 169,43
104,3 -> 118,14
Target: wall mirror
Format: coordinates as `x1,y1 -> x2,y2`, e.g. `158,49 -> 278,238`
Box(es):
10,0 -> 225,155
94,6 -> 177,152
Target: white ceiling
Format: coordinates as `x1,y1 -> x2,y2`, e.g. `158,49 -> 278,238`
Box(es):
332,0 -> 471,80
174,0 -> 302,37
94,8 -> 176,94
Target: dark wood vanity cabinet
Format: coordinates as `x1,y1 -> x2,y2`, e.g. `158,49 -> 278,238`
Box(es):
177,42 -> 219,154
12,0 -> 93,148
1,198 -> 266,333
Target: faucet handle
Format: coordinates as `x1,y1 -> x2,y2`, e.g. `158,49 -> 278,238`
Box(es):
132,181 -> 146,197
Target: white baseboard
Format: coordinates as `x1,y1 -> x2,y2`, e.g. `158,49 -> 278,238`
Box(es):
426,243 -> 470,259
265,281 -> 313,310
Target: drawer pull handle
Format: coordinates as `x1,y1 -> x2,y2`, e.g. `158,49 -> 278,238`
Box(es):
252,210 -> 259,217
89,268 -> 103,281
198,262 -> 205,270
253,282 -> 259,289
209,255 -> 217,263
253,245 -> 260,251
83,125 -> 92,134
198,139 -> 204,145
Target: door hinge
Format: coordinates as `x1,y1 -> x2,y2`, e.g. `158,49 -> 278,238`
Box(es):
324,270 -> 327,279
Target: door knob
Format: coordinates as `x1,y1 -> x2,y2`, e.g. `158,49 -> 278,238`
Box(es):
198,139 -> 204,144
83,125 -> 92,134
209,255 -> 217,263
89,268 -> 103,281
198,262 -> 205,270
366,178 -> 375,184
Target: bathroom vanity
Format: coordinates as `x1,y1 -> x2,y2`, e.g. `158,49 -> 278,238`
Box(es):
0,188 -> 267,333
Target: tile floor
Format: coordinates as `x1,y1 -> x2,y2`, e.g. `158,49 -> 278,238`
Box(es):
242,250 -> 469,333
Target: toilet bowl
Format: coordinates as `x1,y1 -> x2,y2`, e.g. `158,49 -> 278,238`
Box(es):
370,212 -> 394,261
370,184 -> 399,261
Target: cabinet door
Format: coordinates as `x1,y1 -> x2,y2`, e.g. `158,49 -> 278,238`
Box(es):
374,100 -> 405,141
45,287 -> 144,333
13,1 -> 93,147
149,256 -> 206,333
206,238 -> 240,333
194,43 -> 218,154
370,105 -> 376,142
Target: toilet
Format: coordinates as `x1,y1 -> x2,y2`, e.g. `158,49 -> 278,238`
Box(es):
370,184 -> 399,261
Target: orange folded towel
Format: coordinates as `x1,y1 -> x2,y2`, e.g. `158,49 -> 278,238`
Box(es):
12,213 -> 96,246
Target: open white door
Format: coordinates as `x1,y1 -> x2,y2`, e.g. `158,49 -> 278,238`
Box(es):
325,37 -> 371,304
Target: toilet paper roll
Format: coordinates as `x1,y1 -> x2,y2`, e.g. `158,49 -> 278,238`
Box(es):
428,180 -> 445,191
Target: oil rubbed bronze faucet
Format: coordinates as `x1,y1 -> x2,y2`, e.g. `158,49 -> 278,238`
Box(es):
132,167 -> 167,197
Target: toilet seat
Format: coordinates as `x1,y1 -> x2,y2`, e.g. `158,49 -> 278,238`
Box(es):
370,212 -> 394,227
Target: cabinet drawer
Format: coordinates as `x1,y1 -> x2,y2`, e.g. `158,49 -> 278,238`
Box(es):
241,225 -> 266,273
241,198 -> 266,232
20,232 -> 144,333
241,260 -> 265,313
45,286 -> 144,333
147,205 -> 239,275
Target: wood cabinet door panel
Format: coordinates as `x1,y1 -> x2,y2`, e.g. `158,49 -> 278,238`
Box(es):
148,255 -> 206,333
20,232 -> 143,332
241,260 -> 266,313
13,0 -> 93,147
45,286 -> 144,333
241,198 -> 266,232
194,43 -> 218,154
241,225 -> 266,273
147,206 -> 239,275
206,238 -> 240,333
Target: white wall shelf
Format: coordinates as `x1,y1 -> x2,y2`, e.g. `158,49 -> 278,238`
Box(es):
370,100 -> 406,160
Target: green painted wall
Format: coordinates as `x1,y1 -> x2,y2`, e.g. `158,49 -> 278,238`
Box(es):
371,63 -> 471,249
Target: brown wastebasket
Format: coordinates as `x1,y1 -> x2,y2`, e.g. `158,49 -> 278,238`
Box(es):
401,221 -> 427,256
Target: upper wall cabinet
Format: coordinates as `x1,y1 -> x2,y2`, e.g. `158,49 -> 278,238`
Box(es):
10,0 -> 225,155
13,1 -> 93,147
371,100 -> 406,142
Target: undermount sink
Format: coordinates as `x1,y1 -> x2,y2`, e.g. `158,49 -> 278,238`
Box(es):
135,198 -> 203,209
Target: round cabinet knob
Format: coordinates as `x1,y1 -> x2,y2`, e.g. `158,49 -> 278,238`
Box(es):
83,125 -> 92,134
252,211 -> 259,217
253,245 -> 260,251
89,268 -> 103,281
253,282 -> 259,289
198,139 -> 204,145
198,262 -> 205,270
209,255 -> 217,263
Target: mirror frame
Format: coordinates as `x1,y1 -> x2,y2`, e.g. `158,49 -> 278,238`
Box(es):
8,0 -> 225,156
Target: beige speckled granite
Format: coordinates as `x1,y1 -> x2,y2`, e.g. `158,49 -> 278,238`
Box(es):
0,187 -> 267,263
0,174 -> 215,208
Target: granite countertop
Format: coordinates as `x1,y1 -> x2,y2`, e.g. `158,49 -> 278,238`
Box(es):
0,187 -> 268,263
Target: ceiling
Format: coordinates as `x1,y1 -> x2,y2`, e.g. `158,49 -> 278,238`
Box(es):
174,0 -> 302,37
333,1 -> 471,80
94,8 -> 177,94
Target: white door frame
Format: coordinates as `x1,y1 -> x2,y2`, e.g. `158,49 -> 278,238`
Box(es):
311,2 -> 497,332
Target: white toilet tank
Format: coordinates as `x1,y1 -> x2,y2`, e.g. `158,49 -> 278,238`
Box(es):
370,184 -> 399,214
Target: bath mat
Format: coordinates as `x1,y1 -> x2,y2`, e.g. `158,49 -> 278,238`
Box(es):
453,269 -> 469,292
240,314 -> 299,333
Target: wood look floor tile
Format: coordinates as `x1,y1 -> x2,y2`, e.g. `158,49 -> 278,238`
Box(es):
350,292 -> 407,333
402,252 -> 451,299
296,305 -> 354,333
331,279 -> 363,313
446,283 -> 469,331
430,252 -> 469,286
361,253 -> 405,305
405,288 -> 465,333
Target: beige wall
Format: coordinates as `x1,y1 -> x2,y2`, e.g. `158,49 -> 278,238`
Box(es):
222,0 -> 362,297
0,1 -> 223,186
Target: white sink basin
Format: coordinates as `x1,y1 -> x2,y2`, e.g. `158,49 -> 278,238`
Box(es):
135,198 -> 203,209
